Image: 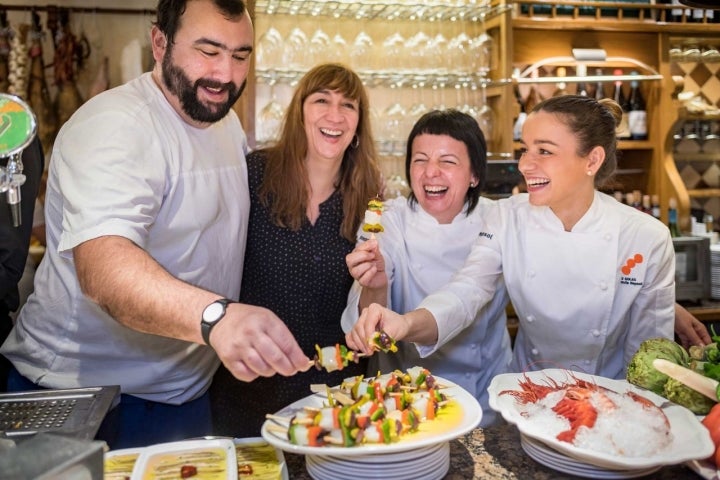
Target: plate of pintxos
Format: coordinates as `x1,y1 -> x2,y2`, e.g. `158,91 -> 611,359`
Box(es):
261,367 -> 481,457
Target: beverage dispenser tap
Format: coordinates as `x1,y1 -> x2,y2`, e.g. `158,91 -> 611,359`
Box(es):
0,94 -> 37,228
4,153 -> 26,227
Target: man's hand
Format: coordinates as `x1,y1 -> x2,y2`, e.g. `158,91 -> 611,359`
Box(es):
211,303 -> 311,382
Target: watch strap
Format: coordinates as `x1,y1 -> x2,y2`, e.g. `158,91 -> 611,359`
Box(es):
201,298 -> 235,346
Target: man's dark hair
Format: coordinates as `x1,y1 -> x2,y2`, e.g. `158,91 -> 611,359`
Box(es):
154,0 -> 247,45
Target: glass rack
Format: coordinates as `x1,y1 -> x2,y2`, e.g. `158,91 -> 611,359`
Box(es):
256,68 -> 512,89
516,56 -> 663,85
255,0 -> 511,22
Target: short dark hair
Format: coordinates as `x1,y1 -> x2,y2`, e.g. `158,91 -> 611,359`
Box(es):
154,0 -> 247,45
405,109 -> 488,215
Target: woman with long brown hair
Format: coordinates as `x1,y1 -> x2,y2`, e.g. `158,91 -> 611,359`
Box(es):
210,63 -> 383,437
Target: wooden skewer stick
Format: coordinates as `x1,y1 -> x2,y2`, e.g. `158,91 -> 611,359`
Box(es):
332,390 -> 355,406
265,424 -> 287,436
323,435 -> 344,445
310,383 -> 333,394
265,413 -> 291,424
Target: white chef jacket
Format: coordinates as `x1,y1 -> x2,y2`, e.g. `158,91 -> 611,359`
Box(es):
342,196 -> 512,427
418,191 -> 676,380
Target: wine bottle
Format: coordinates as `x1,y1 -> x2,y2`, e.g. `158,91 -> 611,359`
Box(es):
628,71 -> 647,141
612,69 -> 631,139
552,67 -> 570,97
576,64 -> 588,97
669,0 -> 689,23
642,195 -> 652,215
594,68 -> 606,100
631,190 -> 643,211
651,194 -> 661,220
668,198 -> 681,237
525,69 -> 543,113
512,68 -> 527,141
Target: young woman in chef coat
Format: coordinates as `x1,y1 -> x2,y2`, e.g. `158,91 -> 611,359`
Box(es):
346,95 -> 676,381
343,109 -> 512,426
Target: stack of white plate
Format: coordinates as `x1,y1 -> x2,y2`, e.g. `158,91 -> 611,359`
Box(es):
305,441 -> 449,480
712,244 -> 720,300
520,434 -> 661,479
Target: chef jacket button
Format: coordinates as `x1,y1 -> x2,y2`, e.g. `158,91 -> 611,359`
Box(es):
531,348 -> 539,355
599,282 -> 608,290
526,315 -> 534,323
471,343 -> 478,349
592,329 -> 601,337
528,270 -> 536,278
604,233 -> 612,241
585,359 -> 591,365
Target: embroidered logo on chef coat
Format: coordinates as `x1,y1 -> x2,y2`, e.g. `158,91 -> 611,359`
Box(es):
619,253 -> 644,286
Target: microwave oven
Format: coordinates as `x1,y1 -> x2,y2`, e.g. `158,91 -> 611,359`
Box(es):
673,236 -> 711,302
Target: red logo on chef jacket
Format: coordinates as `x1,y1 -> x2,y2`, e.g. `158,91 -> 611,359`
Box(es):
620,253 -> 644,276
620,254 -> 644,286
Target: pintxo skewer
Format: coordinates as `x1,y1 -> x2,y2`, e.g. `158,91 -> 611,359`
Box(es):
310,330 -> 398,372
362,197 -> 384,234
369,330 -> 398,353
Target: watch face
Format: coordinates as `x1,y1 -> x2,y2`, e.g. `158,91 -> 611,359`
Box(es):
203,302 -> 225,323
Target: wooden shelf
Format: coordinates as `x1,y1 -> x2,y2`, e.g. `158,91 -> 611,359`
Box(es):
675,153 -> 720,162
688,189 -> 720,198
618,140 -> 655,150
512,140 -> 654,151
512,0 -> 720,33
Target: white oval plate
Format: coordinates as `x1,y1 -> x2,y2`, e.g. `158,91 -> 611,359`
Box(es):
261,375 -> 481,456
487,368 -> 714,470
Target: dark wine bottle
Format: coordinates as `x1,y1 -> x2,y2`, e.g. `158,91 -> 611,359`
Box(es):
612,69 -> 631,139
628,71 -> 647,141
594,68 -> 606,100
576,64 -> 588,97
512,68 -> 527,141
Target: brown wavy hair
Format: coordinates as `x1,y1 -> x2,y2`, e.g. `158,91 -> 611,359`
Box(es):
258,63 -> 383,241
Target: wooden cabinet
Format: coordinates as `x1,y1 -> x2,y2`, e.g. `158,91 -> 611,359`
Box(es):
511,0 -> 720,227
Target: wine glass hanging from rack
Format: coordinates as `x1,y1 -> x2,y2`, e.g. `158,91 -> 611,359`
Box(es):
254,0 -> 511,86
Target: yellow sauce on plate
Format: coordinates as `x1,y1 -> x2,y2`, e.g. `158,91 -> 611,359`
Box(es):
105,452 -> 140,480
236,441 -> 284,479
397,398 -> 463,443
141,447 -> 227,480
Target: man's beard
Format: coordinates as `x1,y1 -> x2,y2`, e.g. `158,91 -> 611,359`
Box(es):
161,48 -> 245,124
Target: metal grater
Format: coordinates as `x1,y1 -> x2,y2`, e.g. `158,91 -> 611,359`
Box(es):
0,386 -> 120,440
